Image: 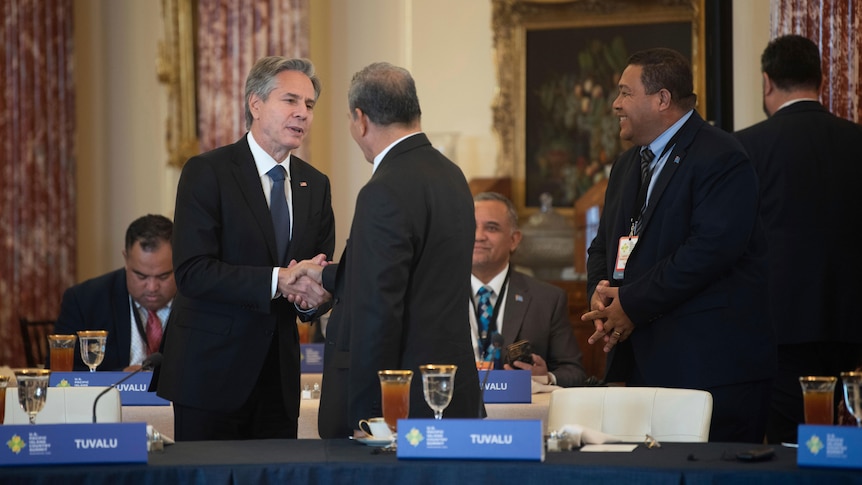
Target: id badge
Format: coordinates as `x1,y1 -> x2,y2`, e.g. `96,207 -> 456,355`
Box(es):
612,236 -> 637,279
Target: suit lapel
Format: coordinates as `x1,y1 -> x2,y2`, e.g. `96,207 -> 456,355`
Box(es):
231,136 -> 280,264
287,159 -> 311,262
640,111 -> 704,229
115,270 -> 133,364
501,272 -> 529,344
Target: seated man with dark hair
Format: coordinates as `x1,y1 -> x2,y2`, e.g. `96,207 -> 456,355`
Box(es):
54,214 -> 175,371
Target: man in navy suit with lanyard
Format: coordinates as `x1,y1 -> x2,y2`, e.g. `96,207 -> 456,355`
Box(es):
582,48 -> 776,443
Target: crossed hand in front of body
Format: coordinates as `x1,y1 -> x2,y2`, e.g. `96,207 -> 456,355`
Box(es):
581,280 -> 635,353
276,254 -> 331,310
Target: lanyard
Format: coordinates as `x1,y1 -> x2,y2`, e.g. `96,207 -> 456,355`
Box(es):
628,135 -> 680,236
130,298 -> 149,343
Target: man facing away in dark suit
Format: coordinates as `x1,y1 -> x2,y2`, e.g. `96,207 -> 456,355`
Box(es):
157,57 -> 335,441
55,214 -> 175,371
289,62 -> 483,439
734,35 -> 862,444
581,48 -> 776,443
470,191 -> 587,388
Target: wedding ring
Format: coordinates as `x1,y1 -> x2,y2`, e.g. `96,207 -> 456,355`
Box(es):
612,330 -> 622,338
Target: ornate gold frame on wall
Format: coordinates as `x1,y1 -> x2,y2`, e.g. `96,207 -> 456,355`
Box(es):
158,0 -> 199,168
491,0 -> 706,217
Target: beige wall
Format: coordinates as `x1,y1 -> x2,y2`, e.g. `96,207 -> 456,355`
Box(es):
74,0 -> 771,279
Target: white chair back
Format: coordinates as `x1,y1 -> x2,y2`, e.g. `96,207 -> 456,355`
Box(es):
546,386 -> 713,442
4,386 -> 122,424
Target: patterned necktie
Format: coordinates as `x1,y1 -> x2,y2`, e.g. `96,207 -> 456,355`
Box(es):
477,286 -> 494,350
640,147 -> 656,186
267,165 -> 291,265
146,310 -> 162,355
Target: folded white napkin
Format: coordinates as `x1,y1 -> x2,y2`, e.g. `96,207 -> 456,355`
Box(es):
557,424 -> 621,447
530,379 -> 562,394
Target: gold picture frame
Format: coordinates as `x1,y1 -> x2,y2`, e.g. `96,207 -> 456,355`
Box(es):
157,0 -> 199,168
492,0 -> 706,217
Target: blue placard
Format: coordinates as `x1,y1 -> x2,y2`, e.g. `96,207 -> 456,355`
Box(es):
50,372 -> 169,406
301,343 -> 324,373
397,419 -> 544,461
797,424 -> 862,469
478,370 -> 531,403
0,422 -> 148,466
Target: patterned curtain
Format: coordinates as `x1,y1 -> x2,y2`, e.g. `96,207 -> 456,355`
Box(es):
197,0 -> 310,153
0,0 -> 76,367
771,0 -> 861,122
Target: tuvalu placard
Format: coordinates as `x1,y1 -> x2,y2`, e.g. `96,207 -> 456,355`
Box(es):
396,419 -> 544,461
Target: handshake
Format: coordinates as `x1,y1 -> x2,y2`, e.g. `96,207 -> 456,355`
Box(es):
277,253 -> 332,310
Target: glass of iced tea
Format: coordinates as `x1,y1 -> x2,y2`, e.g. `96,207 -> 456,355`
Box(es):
0,375 -> 9,424
47,334 -> 77,372
799,376 -> 837,425
378,369 -> 413,448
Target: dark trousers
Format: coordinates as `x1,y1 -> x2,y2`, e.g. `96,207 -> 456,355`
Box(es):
706,379 -> 771,443
765,342 -> 862,444
173,339 -> 297,441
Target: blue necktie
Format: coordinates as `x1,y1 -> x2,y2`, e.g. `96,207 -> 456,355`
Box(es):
267,165 -> 291,265
477,286 -> 494,351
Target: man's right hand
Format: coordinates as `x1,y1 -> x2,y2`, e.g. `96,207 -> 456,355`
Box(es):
277,254 -> 330,309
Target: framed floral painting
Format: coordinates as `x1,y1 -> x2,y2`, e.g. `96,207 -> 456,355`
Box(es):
492,0 -> 708,215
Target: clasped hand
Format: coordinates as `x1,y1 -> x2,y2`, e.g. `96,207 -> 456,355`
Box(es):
277,254 -> 331,309
581,280 -> 635,353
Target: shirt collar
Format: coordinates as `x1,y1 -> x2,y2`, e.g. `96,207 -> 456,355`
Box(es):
644,109 -> 693,161
248,131 -> 292,181
471,264 -> 510,297
372,132 -> 422,173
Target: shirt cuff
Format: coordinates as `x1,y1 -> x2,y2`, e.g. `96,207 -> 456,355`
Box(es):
271,267 -> 280,299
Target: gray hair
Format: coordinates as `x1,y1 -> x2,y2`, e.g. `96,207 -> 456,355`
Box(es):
244,57 -> 321,129
474,192 -> 519,230
348,62 -> 421,126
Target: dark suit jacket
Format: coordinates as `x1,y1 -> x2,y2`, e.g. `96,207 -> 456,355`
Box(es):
735,101 -> 862,345
316,133 -> 482,438
54,268 -> 135,371
498,270 -> 587,387
587,111 -> 776,388
156,135 -> 335,428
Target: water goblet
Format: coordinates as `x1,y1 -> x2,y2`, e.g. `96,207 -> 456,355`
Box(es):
378,369 -> 413,449
841,371 -> 862,427
419,364 -> 457,420
13,368 -> 51,424
77,330 -> 108,372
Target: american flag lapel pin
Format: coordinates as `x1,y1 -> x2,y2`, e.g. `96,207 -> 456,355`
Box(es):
515,294 -> 524,302
300,181 -> 308,187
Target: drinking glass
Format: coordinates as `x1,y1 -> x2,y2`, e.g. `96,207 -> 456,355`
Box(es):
77,330 -> 108,372
419,364 -> 457,420
13,368 -> 51,424
47,334 -> 77,371
799,376 -> 837,425
841,371 -> 862,427
0,375 -> 9,424
378,370 -> 413,448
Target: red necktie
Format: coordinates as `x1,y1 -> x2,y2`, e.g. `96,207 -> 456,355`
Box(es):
146,310 -> 163,355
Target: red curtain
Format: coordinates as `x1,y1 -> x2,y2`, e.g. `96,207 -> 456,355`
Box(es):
772,0 -> 861,122
0,0 -> 76,367
196,0 -> 310,153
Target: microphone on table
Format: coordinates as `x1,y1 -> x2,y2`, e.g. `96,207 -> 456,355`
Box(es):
92,352 -> 163,423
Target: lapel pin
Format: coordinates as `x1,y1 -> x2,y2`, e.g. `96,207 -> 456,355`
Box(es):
300,181 -> 308,187
515,294 -> 524,302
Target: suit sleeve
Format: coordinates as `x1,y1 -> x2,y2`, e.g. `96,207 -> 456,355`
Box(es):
544,288 -> 587,387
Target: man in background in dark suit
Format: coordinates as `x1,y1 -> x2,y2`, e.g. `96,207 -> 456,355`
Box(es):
289,62 -> 482,438
157,57 -> 335,441
735,35 -> 862,444
470,192 -> 586,387
581,48 -> 775,443
55,214 -> 174,371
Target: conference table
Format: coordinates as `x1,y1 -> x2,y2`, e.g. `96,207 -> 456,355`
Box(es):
122,373 -> 554,441
1,437 -> 859,484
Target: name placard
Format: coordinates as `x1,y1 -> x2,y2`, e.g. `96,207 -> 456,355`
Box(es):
797,424 -> 862,469
478,370 -> 531,403
50,372 -> 169,406
301,343 -> 324,373
397,419 -> 544,461
0,423 -> 147,466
